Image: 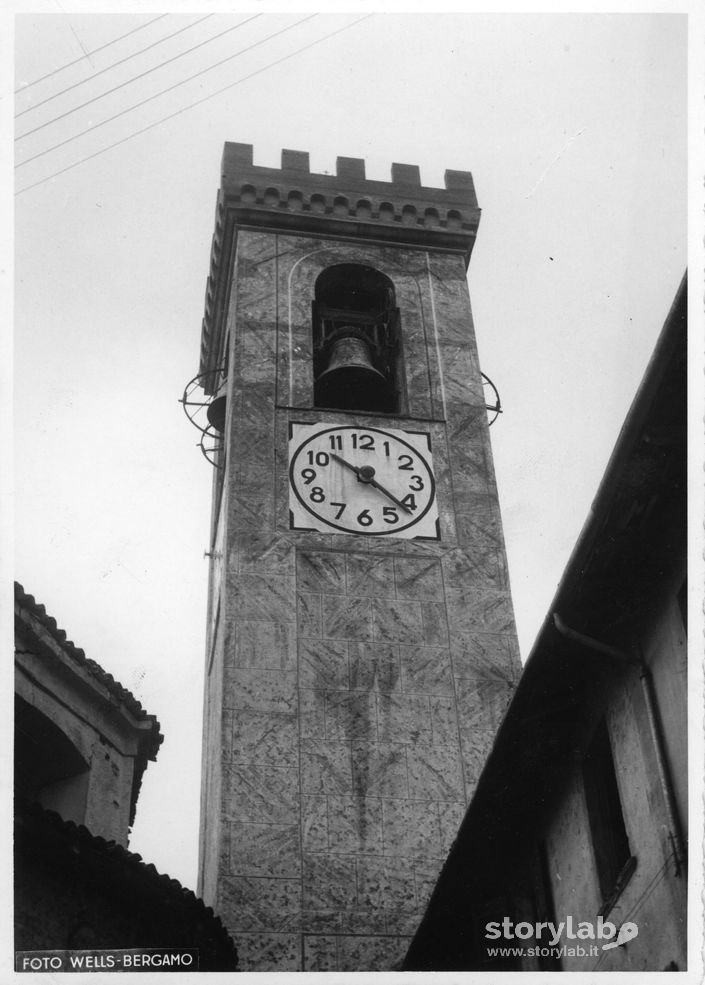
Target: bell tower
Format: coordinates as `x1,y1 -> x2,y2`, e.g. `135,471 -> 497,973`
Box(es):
193,143 -> 521,972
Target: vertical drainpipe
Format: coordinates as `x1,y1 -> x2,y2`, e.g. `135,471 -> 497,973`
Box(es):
552,614 -> 686,875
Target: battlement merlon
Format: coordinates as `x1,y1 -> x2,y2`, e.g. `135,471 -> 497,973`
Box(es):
220,142 -> 480,246
198,142 -> 481,379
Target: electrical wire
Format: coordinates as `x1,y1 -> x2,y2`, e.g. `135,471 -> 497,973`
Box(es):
16,14 -> 223,121
16,18 -> 266,140
16,15 -> 314,168
16,15 -> 372,197
16,15 -> 168,92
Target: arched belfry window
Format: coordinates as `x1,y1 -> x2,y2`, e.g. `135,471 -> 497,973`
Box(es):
313,264 -> 402,413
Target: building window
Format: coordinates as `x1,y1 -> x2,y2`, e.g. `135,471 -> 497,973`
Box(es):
312,264 -> 402,414
582,719 -> 635,913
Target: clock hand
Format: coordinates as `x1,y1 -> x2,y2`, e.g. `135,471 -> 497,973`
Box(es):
330,453 -> 413,514
366,475 -> 414,514
329,452 -> 360,477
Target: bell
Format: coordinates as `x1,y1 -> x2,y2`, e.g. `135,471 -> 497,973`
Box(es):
315,335 -> 392,412
206,394 -> 227,432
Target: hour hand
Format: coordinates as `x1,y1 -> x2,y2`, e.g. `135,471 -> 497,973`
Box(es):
330,452 -> 360,477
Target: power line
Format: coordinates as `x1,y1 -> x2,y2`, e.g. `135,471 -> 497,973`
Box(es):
16,15 -> 168,92
16,14 -> 218,120
15,14 -> 262,137
16,15 -> 314,168
16,15 -> 373,197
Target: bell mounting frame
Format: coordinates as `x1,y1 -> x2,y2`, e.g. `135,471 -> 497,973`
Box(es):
198,424 -> 225,469
180,367 -> 227,434
180,367 -> 227,469
481,371 -> 502,426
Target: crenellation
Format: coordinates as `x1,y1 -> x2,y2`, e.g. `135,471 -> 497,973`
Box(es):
336,156 -> 366,181
219,142 -> 478,217
222,141 -> 254,176
391,162 -> 421,186
281,148 -> 310,172
444,168 -> 476,193
222,142 -> 473,195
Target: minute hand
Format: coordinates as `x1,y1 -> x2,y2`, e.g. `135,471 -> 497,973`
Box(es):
368,477 -> 414,515
329,453 -> 413,514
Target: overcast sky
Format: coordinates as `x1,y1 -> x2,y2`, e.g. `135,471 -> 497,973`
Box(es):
10,8 -> 693,893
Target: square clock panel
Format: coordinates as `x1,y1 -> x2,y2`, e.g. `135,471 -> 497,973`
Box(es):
289,422 -> 440,540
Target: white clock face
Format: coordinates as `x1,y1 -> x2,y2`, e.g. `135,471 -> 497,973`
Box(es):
289,423 -> 439,539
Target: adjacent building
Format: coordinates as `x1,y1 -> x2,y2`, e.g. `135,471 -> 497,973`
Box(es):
403,275 -> 687,972
14,583 -> 238,970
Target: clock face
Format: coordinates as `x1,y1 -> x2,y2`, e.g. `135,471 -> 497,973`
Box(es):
289,422 -> 439,539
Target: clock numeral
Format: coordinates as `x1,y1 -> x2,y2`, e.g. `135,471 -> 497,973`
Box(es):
352,433 -> 375,451
401,493 -> 417,511
328,434 -> 343,451
382,507 -> 399,524
307,451 -> 330,466
397,455 -> 414,470
356,509 -> 373,527
331,501 -> 346,519
301,468 -> 316,485
409,475 -> 424,491
310,487 -> 325,503
383,441 -> 391,457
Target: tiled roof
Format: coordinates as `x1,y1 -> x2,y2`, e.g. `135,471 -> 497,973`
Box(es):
14,581 -> 163,758
16,801 -> 238,971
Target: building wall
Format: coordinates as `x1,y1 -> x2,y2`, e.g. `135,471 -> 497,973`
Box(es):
198,228 -> 521,970
638,584 -> 688,842
542,585 -> 687,971
15,628 -> 141,846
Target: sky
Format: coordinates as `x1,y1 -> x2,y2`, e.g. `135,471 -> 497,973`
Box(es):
8,7 -> 695,895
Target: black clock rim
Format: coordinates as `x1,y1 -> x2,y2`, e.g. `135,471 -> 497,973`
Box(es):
289,423 -> 437,536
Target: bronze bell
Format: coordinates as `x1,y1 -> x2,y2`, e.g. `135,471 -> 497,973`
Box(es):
206,394 -> 227,432
315,334 -> 392,412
